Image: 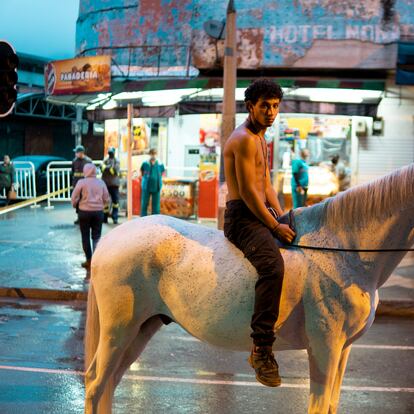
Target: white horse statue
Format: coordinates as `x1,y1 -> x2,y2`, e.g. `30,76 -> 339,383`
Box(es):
84,164 -> 414,414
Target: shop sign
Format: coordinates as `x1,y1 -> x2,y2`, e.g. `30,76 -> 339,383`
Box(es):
45,55 -> 111,95
161,179 -> 195,218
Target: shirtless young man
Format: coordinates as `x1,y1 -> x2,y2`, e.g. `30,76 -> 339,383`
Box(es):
223,78 -> 296,387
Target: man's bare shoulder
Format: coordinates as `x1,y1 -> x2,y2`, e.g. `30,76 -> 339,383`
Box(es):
226,124 -> 256,149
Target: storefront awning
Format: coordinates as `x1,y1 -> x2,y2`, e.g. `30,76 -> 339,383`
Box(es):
86,105 -> 176,121
178,99 -> 380,117
118,77 -> 386,94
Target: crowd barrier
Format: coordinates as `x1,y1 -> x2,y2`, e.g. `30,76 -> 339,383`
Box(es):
45,160 -> 103,209
0,161 -> 37,206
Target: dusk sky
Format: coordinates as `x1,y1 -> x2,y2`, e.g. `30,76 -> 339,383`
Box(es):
0,0 -> 79,60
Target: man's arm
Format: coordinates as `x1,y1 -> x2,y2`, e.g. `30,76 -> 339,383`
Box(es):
265,168 -> 283,217
114,159 -> 121,175
235,135 -> 279,230
71,181 -> 82,208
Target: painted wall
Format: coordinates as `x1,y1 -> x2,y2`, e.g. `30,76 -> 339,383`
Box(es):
77,0 -> 414,70
354,83 -> 414,184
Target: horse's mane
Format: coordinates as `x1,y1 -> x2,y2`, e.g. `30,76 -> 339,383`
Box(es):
324,163 -> 414,228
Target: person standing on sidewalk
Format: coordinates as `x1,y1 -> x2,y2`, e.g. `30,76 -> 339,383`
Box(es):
72,145 -> 92,225
101,147 -> 120,224
0,155 -> 15,206
291,148 -> 309,208
140,148 -> 165,216
71,163 -> 109,271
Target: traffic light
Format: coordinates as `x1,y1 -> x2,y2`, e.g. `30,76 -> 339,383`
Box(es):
0,41 -> 18,118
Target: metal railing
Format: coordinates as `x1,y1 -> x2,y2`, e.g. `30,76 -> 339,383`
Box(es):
0,161 -> 37,204
45,160 -> 103,209
78,44 -> 197,79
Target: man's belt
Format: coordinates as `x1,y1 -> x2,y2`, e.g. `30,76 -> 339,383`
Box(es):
73,172 -> 84,177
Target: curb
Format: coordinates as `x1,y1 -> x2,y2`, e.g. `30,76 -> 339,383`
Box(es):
0,287 -> 87,302
0,287 -> 413,318
376,300 -> 414,318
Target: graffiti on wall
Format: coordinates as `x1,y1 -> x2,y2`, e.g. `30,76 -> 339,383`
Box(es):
77,0 -> 414,70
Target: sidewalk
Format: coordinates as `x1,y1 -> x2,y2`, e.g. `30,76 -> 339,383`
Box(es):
0,203 -> 412,316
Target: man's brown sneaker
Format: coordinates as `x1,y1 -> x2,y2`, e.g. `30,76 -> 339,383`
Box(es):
248,346 -> 281,387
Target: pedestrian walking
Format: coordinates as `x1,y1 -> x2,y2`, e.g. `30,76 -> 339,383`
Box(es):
101,147 -> 120,224
291,148 -> 309,208
0,155 -> 16,206
72,145 -> 92,224
71,163 -> 109,272
140,148 -> 165,216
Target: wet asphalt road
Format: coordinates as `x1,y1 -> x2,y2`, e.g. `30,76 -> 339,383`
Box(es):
0,298 -> 413,414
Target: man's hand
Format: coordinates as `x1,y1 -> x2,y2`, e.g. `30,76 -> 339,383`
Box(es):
273,223 -> 296,244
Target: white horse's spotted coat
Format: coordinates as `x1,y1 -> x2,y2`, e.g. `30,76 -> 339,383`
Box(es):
85,164 -> 414,414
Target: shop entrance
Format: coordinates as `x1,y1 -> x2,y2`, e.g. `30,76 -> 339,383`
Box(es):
277,114 -> 353,209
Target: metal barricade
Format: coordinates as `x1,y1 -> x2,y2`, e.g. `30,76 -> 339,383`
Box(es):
45,160 -> 103,209
0,161 -> 37,204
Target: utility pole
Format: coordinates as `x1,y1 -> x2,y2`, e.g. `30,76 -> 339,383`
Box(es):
218,0 -> 237,229
75,105 -> 83,146
127,103 -> 133,220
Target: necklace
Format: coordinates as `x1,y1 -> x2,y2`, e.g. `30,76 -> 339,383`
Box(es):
246,120 -> 268,179
258,136 -> 267,179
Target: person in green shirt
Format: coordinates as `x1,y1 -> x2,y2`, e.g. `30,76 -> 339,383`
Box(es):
0,155 -> 15,205
291,149 -> 309,208
140,148 -> 165,216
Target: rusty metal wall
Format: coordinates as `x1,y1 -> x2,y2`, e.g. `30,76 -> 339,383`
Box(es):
76,0 -> 414,70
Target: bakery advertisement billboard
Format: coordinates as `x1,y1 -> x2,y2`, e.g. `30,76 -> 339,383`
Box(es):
45,55 -> 111,95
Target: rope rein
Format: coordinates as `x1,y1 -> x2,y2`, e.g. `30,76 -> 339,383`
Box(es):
281,244 -> 414,253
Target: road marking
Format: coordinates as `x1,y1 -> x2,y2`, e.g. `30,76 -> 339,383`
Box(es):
353,344 -> 414,351
0,364 -> 413,393
169,336 -> 414,351
0,365 -> 83,376
170,335 -> 200,342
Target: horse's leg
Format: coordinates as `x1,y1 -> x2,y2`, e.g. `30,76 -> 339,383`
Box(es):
328,345 -> 352,414
114,315 -> 164,387
307,337 -> 344,414
84,283 -> 145,414
85,323 -> 138,414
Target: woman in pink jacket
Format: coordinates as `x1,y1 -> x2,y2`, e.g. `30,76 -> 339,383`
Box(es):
71,163 -> 109,270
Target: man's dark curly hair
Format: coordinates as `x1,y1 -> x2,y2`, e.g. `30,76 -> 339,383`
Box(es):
244,78 -> 283,105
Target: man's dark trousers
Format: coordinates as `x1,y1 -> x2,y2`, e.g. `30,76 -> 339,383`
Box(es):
224,199 -> 284,347
106,186 -> 119,221
78,210 -> 104,260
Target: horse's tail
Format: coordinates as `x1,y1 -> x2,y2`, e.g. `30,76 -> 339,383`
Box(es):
84,278 -> 116,413
85,280 -> 99,372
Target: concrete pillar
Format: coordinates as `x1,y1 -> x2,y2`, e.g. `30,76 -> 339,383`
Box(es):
218,0 -> 237,229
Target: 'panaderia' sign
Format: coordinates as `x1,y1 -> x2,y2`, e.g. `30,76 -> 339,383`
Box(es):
45,56 -> 111,95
